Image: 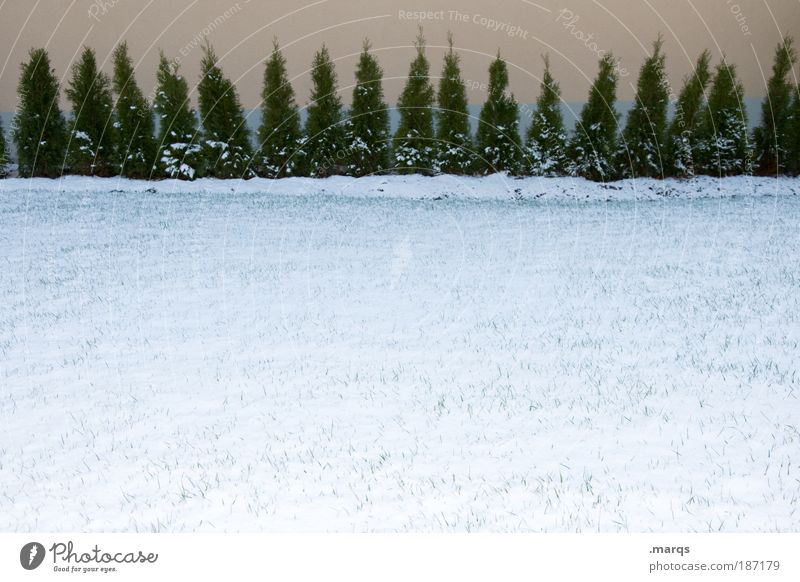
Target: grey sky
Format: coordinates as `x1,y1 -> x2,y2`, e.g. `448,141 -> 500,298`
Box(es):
0,0 -> 798,112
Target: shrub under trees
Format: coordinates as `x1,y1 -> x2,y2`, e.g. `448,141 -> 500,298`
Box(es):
66,47 -> 116,176
13,48 -> 68,178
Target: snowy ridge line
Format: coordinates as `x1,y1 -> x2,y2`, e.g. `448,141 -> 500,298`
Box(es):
1,174 -> 799,201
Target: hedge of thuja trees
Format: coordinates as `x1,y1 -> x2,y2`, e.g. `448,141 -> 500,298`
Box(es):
3,34 -> 800,181
0,116 -> 8,178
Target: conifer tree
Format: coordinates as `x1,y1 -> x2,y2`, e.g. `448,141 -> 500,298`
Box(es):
257,40 -> 303,178
571,53 -> 620,181
666,50 -> 711,177
696,61 -> 751,176
435,33 -> 473,174
620,37 -> 669,178
304,44 -> 346,177
153,53 -> 200,180
65,46 -> 116,176
13,48 -> 68,178
112,42 -> 157,178
197,44 -> 254,178
787,89 -> 800,175
344,39 -> 391,176
754,37 -> 796,175
0,117 -> 9,177
525,54 -> 568,176
394,29 -> 436,174
476,52 -> 521,174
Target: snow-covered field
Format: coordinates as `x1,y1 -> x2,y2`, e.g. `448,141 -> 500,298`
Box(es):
1,175 -> 798,532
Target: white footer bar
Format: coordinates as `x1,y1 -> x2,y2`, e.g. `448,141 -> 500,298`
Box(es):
1,533 -> 797,581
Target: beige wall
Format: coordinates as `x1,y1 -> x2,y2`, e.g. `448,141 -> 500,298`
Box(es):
1,0 -> 798,111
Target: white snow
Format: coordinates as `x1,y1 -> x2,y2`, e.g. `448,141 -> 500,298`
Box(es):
1,173 -> 797,202
0,175 -> 799,532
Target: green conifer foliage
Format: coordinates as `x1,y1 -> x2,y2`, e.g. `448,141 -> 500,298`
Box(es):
3,37 -> 771,182
345,39 -> 391,176
197,44 -> 254,179
754,37 -> 796,175
696,61 -> 751,176
394,29 -> 436,174
787,89 -> 800,175
66,46 -> 116,176
13,47 -> 68,178
304,45 -> 346,177
571,53 -> 620,181
476,52 -> 521,174
257,40 -> 303,178
0,117 -> 9,177
153,53 -> 200,180
435,34 -> 473,174
620,37 -> 669,178
666,50 -> 711,177
112,42 -> 157,178
525,55 -> 568,176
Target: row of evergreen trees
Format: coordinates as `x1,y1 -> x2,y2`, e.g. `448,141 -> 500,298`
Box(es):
2,32 -> 799,181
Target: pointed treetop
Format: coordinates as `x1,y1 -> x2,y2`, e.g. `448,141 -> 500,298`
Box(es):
203,39 -> 215,58
415,27 -> 426,53
652,33 -> 664,54
202,42 -> 216,67
690,49 -> 712,88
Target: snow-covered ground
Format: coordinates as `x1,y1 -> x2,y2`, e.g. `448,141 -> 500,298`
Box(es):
2,172 -> 799,201
1,175 -> 798,532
